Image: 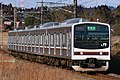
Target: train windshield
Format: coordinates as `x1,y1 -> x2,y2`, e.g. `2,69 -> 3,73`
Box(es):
74,24 -> 109,49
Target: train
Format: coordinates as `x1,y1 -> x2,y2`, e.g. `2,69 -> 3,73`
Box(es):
8,18 -> 111,72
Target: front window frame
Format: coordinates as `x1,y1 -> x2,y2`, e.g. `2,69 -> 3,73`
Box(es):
74,24 -> 109,49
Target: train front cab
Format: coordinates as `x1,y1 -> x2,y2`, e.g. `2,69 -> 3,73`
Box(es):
71,22 -> 111,71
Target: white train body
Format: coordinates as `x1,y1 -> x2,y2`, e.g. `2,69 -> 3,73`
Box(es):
8,19 -> 110,71
71,22 -> 110,71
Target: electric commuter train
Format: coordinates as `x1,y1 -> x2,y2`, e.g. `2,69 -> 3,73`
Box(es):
8,18 -> 110,71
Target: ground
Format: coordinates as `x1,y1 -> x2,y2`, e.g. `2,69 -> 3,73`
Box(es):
0,50 -> 93,80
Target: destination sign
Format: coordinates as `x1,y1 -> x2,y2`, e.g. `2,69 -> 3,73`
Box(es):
87,26 -> 96,31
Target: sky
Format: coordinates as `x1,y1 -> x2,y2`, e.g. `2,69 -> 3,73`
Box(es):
1,0 -> 120,8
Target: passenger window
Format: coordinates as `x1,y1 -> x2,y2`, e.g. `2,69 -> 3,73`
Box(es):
46,35 -> 49,45
35,35 -> 38,44
21,36 -> 23,44
22,36 -> 23,44
63,33 -> 66,47
24,35 -> 26,44
28,35 -> 31,45
51,34 -> 54,46
12,36 -> 13,43
54,33 -> 56,46
36,35 -> 39,44
40,35 -> 43,45
26,35 -> 28,44
43,34 -> 45,45
13,36 -> 15,43
57,34 -> 60,46
31,35 -> 34,44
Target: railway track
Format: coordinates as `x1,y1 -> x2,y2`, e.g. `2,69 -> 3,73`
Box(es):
0,49 -> 120,80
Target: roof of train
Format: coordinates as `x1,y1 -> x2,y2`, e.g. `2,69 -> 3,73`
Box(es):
9,18 -> 87,32
9,18 -> 110,33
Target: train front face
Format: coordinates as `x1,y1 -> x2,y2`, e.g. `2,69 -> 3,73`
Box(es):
71,22 -> 110,71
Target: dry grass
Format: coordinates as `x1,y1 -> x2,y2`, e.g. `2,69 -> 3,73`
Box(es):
0,51 -> 92,80
111,36 -> 120,55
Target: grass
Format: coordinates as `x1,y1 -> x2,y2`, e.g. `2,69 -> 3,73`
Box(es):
0,53 -> 91,80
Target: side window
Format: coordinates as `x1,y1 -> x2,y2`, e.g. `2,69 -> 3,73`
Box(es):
24,35 -> 26,44
31,35 -> 33,44
18,36 -> 20,44
38,35 -> 40,45
48,33 -> 51,46
46,35 -> 49,45
56,34 -> 60,46
34,35 -> 37,44
22,35 -> 24,44
24,35 -> 25,44
17,35 -> 19,43
54,33 -> 56,46
51,34 -> 54,46
13,35 -> 14,43
30,35 -> 32,44
9,36 -> 10,43
63,33 -> 66,47
43,34 -> 45,45
32,35 -> 35,44
13,36 -> 15,43
26,35 -> 27,44
19,36 -> 21,44
14,36 -> 16,43
69,32 -> 71,44
11,36 -> 13,43
60,32 -> 63,48
26,35 -> 28,44
40,34 -> 43,45
28,35 -> 31,45
10,36 -> 11,43
35,35 -> 38,44
12,36 -> 13,43
14,35 -> 16,43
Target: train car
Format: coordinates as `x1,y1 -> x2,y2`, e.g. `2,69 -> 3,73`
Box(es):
72,22 -> 110,71
8,18 -> 110,72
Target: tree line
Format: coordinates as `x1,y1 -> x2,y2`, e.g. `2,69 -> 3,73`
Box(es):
2,3 -> 120,35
